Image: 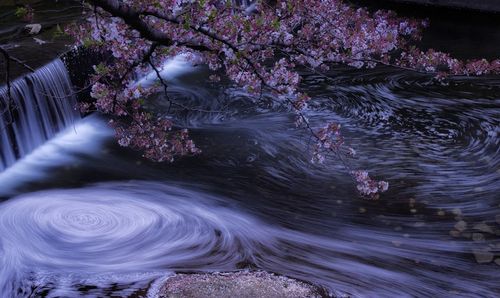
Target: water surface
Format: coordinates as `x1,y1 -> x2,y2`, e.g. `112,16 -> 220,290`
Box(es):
0,61 -> 498,297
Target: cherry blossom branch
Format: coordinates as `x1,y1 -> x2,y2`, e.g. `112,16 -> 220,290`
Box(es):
88,0 -> 211,52
88,0 -> 173,44
75,0 -> 500,197
81,0 -> 393,197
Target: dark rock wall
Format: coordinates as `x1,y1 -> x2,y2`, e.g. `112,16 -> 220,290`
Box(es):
61,47 -> 109,106
380,0 -> 500,13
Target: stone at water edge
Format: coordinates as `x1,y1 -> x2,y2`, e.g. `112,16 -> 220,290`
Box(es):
454,220 -> 467,232
156,271 -> 327,298
25,24 -> 41,35
472,249 -> 494,264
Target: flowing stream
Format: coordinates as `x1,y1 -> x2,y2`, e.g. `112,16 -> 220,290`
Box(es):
0,49 -> 499,298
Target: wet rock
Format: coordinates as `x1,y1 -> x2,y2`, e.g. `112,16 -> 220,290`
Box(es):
33,37 -> 46,45
472,249 -> 494,264
473,222 -> 494,234
157,271 -> 326,298
25,23 -> 41,35
472,233 -> 485,242
454,220 -> 467,232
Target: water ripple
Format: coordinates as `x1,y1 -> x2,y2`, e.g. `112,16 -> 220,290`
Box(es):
0,182 -> 498,297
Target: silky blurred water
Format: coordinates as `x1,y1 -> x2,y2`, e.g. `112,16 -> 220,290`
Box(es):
0,59 -> 498,297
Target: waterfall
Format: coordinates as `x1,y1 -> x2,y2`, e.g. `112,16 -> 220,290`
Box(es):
0,59 -> 80,172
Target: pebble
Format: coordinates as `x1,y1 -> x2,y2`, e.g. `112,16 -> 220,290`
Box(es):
472,233 -> 485,242
473,223 -> 494,234
472,249 -> 494,264
454,220 -> 467,232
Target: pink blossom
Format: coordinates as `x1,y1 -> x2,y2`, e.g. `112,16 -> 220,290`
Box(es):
70,0 -> 500,197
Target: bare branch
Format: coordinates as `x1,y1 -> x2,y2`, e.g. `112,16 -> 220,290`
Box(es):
0,47 -> 35,73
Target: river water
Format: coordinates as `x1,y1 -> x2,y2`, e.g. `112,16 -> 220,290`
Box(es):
1,3 -> 500,297
0,57 -> 498,297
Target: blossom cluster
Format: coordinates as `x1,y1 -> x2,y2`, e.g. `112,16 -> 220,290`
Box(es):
397,47 -> 500,76
71,0 -> 499,197
111,112 -> 200,162
312,123 -> 344,164
351,170 -> 389,199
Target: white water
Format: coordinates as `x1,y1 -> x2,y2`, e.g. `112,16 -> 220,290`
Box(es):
0,181 -> 497,297
0,115 -> 111,196
0,59 -> 80,171
134,54 -> 199,88
0,55 -> 197,195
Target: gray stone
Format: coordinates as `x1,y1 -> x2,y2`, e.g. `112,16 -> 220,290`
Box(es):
454,220 -> 467,232
472,249 -> 494,264
157,271 -> 326,298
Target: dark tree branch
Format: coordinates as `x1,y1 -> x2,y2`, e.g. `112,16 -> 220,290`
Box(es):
88,0 -> 174,45
0,47 -> 35,73
89,0 -> 237,53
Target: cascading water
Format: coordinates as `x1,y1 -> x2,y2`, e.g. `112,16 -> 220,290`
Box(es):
0,59 -> 80,172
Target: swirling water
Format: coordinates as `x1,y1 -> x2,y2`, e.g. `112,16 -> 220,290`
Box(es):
0,62 -> 499,297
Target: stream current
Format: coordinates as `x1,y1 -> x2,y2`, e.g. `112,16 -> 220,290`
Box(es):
0,57 -> 499,297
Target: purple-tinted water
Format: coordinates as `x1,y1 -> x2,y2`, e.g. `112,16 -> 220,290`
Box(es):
0,59 -> 498,297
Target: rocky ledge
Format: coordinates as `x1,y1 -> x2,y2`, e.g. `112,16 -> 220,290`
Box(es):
156,271 -> 328,298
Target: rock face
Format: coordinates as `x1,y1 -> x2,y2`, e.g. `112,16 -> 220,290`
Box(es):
157,271 -> 327,298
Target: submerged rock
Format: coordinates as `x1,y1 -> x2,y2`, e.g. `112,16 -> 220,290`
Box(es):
157,271 -> 327,298
472,248 -> 494,264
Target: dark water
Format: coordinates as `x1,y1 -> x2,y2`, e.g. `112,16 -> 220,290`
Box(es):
0,0 -> 81,81
0,55 -> 498,297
